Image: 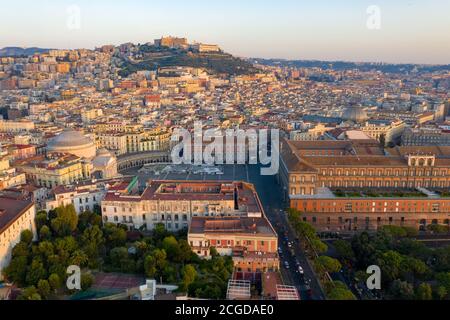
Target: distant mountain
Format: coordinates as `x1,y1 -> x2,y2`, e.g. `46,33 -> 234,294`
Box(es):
0,47 -> 51,57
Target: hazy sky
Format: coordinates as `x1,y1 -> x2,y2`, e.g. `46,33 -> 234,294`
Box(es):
1,0 -> 450,64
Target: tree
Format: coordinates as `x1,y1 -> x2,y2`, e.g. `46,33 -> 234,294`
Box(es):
380,225 -> 407,238
144,255 -> 157,278
2,256 -> 28,286
311,239 -> 328,254
316,256 -> 342,274
434,286 -> 447,300
400,256 -> 428,280
162,236 -> 181,261
80,225 -> 104,259
37,279 -> 51,299
69,250 -> 89,267
26,259 -> 47,286
325,281 -> 356,300
109,247 -> 129,269
181,264 -> 197,291
377,250 -> 403,283
389,280 -> 415,300
153,223 -> 168,241
416,283 -> 432,300
436,272 -> 450,293
81,273 -> 94,291
78,210 -> 102,232
104,223 -> 127,247
178,239 -> 193,263
18,286 -> 42,300
333,240 -> 355,262
39,225 -> 52,240
51,204 -> 78,237
48,273 -> 61,292
11,241 -> 30,258
35,210 -> 48,230
20,230 -> 34,245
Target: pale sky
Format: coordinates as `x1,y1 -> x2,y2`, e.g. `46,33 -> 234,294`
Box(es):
1,0 -> 450,64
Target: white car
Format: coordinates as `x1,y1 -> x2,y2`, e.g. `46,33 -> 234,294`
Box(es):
298,266 -> 304,274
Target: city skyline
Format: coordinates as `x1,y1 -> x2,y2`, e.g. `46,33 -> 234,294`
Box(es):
1,0 -> 450,64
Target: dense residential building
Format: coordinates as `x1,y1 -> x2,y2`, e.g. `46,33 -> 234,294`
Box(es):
402,126 -> 450,146
0,193 -> 36,279
0,158 -> 26,190
45,178 -> 132,214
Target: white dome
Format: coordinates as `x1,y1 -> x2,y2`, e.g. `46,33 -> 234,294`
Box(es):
342,106 -> 368,123
47,129 -> 96,159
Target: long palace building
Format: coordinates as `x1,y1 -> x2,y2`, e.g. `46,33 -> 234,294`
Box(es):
101,180 -> 279,272
279,139 -> 450,232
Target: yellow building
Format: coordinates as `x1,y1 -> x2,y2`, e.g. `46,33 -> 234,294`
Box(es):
14,153 -> 92,188
0,195 -> 36,280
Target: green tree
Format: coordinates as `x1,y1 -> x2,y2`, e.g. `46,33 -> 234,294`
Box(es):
162,236 -> 181,261
311,239 -> 328,254
325,281 -> 356,300
48,273 -> 61,292
333,240 -> 355,262
20,230 -> 34,245
2,256 -> 28,286
37,279 -> 51,299
26,259 -> 47,286
389,280 -> 415,300
377,250 -> 403,283
109,247 -> 129,269
35,210 -> 48,230
416,283 -> 432,300
69,250 -> 89,267
18,286 -> 42,300
78,210 -> 102,232
434,286 -> 447,300
51,204 -> 78,237
316,256 -> 342,274
81,273 -> 95,291
81,225 -> 105,259
39,225 -> 52,240
436,272 -> 450,293
181,264 -> 197,291
144,255 -> 157,278
104,223 -> 127,247
178,239 -> 193,263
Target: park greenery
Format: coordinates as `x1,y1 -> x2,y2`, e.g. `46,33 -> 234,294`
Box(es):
2,204 -> 233,300
288,207 -> 450,300
287,208 -> 356,300
334,225 -> 450,300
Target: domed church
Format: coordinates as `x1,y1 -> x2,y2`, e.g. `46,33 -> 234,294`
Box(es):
47,129 -> 97,159
342,106 -> 368,123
